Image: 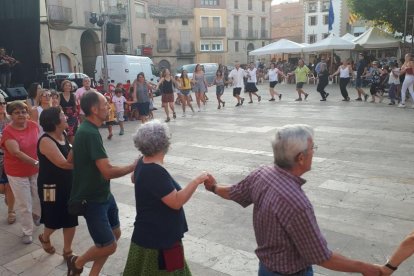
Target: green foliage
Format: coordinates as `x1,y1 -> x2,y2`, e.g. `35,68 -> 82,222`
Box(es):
347,0 -> 414,33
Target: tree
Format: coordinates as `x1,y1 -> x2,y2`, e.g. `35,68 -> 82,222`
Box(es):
347,0 -> 414,34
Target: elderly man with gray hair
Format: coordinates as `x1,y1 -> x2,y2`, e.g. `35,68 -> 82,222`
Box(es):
204,124 -> 380,276
123,120 -> 209,275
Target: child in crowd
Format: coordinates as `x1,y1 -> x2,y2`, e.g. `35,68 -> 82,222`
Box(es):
212,70 -> 225,109
112,88 -> 126,135
104,92 -> 116,139
388,62 -> 401,105
50,90 -> 60,107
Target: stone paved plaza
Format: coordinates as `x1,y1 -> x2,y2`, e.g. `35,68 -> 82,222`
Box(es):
1,82 -> 414,275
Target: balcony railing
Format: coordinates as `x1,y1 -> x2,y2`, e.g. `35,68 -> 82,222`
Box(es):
200,27 -> 226,37
260,29 -> 269,39
47,5 -> 72,29
157,39 -> 172,52
233,28 -> 242,38
246,30 -> 259,39
176,42 -> 195,56
107,6 -> 127,23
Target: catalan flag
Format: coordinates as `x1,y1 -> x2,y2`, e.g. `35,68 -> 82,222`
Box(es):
349,13 -> 358,25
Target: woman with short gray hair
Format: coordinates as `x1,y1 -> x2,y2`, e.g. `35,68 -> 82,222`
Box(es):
272,124 -> 314,169
124,120 -> 209,275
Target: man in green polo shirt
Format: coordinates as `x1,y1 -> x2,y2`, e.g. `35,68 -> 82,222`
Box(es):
67,91 -> 136,276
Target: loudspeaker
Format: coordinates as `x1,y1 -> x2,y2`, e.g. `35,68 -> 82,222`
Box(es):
6,87 -> 28,102
106,23 -> 121,44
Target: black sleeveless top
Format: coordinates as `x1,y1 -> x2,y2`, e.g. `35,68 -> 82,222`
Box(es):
160,79 -> 174,94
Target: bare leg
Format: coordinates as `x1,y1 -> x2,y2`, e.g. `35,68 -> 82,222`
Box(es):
163,103 -> 170,119
195,92 -> 201,109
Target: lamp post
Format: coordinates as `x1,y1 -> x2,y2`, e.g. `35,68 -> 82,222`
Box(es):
90,12 -> 109,92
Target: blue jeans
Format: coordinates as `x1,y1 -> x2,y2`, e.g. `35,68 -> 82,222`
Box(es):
84,194 -> 120,247
258,262 -> 313,276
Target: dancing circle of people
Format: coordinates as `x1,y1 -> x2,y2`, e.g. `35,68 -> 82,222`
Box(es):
1,55 -> 414,276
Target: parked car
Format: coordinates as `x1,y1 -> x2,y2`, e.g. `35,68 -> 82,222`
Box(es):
175,63 -> 218,85
54,72 -> 89,91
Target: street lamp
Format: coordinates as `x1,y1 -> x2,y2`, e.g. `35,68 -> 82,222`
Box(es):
90,12 -> 109,92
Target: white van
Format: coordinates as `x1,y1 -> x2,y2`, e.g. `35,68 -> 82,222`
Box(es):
95,55 -> 159,84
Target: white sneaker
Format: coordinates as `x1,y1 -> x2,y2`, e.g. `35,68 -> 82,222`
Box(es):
398,103 -> 406,108
22,235 -> 33,244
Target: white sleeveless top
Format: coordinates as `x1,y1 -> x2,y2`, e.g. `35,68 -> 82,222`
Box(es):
36,106 -> 44,137
339,66 -> 350,78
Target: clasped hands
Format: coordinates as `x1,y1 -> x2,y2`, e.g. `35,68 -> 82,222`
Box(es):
194,172 -> 217,192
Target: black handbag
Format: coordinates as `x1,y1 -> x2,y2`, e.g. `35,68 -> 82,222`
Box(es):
67,200 -> 87,216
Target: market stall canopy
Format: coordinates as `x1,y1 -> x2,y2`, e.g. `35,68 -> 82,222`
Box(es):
302,33 -> 356,52
249,39 -> 305,55
341,33 -> 356,42
352,27 -> 400,48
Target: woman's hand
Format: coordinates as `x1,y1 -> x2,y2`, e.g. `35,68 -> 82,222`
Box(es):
193,171 -> 209,185
204,174 -> 217,192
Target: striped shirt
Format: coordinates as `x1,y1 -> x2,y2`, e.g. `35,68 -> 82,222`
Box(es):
229,165 -> 332,274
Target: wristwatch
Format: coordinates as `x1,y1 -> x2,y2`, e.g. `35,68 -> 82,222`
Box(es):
385,262 -> 398,271
34,160 -> 39,167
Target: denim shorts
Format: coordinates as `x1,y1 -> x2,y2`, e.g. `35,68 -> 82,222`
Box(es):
258,262 -> 313,276
84,194 -> 120,247
355,77 -> 363,88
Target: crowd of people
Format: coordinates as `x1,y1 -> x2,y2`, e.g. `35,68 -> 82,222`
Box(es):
0,55 -> 414,276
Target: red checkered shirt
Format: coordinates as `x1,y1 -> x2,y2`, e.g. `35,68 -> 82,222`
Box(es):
229,165 -> 332,274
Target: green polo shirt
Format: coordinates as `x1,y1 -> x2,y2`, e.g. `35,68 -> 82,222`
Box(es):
295,65 -> 310,83
70,120 -> 110,203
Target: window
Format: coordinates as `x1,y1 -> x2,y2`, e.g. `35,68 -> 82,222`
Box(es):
201,0 -> 219,5
248,0 -> 252,10
141,33 -> 146,45
262,41 -> 265,47
322,33 -> 329,39
323,15 -> 329,25
235,41 -> 239,52
201,16 -> 209,28
308,34 -> 317,44
308,2 -> 317,13
309,16 -> 317,26
211,41 -> 223,51
200,41 -> 210,51
135,3 -> 146,18
159,19 -> 165,24
322,1 -> 330,12
262,1 -> 265,12
213,17 -> 220,28
234,0 -> 238,9
182,20 -> 188,25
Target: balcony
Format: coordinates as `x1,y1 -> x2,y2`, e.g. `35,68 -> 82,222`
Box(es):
47,5 -> 72,30
233,28 -> 242,38
200,27 -> 226,37
260,29 -> 269,39
157,39 -> 172,52
107,6 -> 127,23
176,42 -> 195,56
246,30 -> 259,39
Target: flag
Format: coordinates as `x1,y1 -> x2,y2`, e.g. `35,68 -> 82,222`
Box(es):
349,13 -> 358,25
328,0 -> 334,31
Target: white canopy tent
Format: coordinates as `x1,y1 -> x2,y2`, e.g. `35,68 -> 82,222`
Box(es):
352,27 -> 400,49
341,33 -> 356,42
302,34 -> 356,52
249,39 -> 305,55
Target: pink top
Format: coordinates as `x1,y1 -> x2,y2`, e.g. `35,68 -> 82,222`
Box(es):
406,67 -> 413,75
0,120 -> 39,177
75,87 -> 94,115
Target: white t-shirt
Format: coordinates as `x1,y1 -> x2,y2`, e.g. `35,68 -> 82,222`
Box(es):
268,68 -> 280,82
112,95 -> 126,112
388,68 -> 400,84
247,68 -> 257,83
228,68 -> 246,88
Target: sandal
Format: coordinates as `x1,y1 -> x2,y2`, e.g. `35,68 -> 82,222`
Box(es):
63,250 -> 74,261
7,211 -> 16,224
67,255 -> 83,276
38,234 -> 56,254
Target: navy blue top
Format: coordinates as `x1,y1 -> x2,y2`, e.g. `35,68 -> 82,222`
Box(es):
131,158 -> 188,249
356,60 -> 367,78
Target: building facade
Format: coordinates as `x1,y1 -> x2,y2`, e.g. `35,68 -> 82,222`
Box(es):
303,0 -> 349,44
226,0 -> 272,65
193,0 -> 227,65
148,4 -> 195,71
271,0 -> 304,43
